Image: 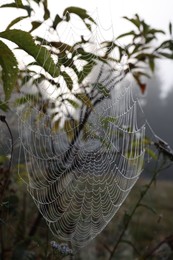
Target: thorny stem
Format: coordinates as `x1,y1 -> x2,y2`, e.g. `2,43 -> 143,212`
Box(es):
108,154 -> 165,260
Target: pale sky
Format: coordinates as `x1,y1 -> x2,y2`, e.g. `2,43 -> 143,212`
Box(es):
1,0 -> 173,96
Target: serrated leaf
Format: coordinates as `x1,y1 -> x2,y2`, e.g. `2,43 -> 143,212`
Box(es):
0,40 -> 18,100
6,16 -> 28,30
53,14 -> 63,29
76,93 -> 93,108
0,30 -> 60,78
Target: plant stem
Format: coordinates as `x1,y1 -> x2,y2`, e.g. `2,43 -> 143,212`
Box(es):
108,156 -> 161,260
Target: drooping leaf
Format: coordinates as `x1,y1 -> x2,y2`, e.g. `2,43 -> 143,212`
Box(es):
61,71 -> 73,90
6,16 -> 28,30
15,94 -> 38,106
14,0 -> 23,6
66,98 -> 80,109
75,93 -> 93,108
53,14 -> 63,29
43,0 -> 50,20
50,41 -> 74,53
158,51 -> 173,59
78,61 -> 96,84
169,22 -> 172,36
30,21 -> 42,32
0,40 -> 18,100
149,57 -> 155,72
0,3 -> 32,16
123,14 -> 141,28
63,6 -> 96,25
52,119 -> 61,133
64,119 -> 76,140
116,31 -> 135,40
0,30 -> 60,78
101,116 -> 117,129
0,100 -> 9,111
94,83 -> 110,97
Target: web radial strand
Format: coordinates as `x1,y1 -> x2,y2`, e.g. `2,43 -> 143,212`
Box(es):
17,58 -> 146,247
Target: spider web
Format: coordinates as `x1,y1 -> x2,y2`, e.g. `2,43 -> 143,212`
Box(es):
16,7 -> 149,248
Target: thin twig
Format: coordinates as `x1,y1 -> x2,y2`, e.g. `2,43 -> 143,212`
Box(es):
108,154 -> 162,260
0,115 -> 14,204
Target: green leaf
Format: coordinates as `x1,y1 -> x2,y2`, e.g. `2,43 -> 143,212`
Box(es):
159,51 -> 173,59
0,100 -> 9,111
0,30 -> 60,78
78,61 -> 96,84
6,16 -> 28,30
43,0 -> 50,20
101,116 -> 117,128
30,21 -> 42,32
66,98 -> 80,109
50,41 -> 73,53
85,22 -> 92,31
0,40 -> 18,100
145,147 -> 157,160
169,22 -> 172,36
75,93 -> 93,108
0,3 -> 32,16
61,71 -> 73,90
116,31 -> 135,40
52,119 -> 60,133
64,119 -> 76,140
14,0 -> 23,6
53,14 -> 63,29
63,6 -> 96,25
94,83 -> 110,97
15,94 -> 38,106
123,15 -> 141,28
149,57 -> 155,72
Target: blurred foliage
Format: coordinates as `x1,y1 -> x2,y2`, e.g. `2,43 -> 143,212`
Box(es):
0,0 -> 173,259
